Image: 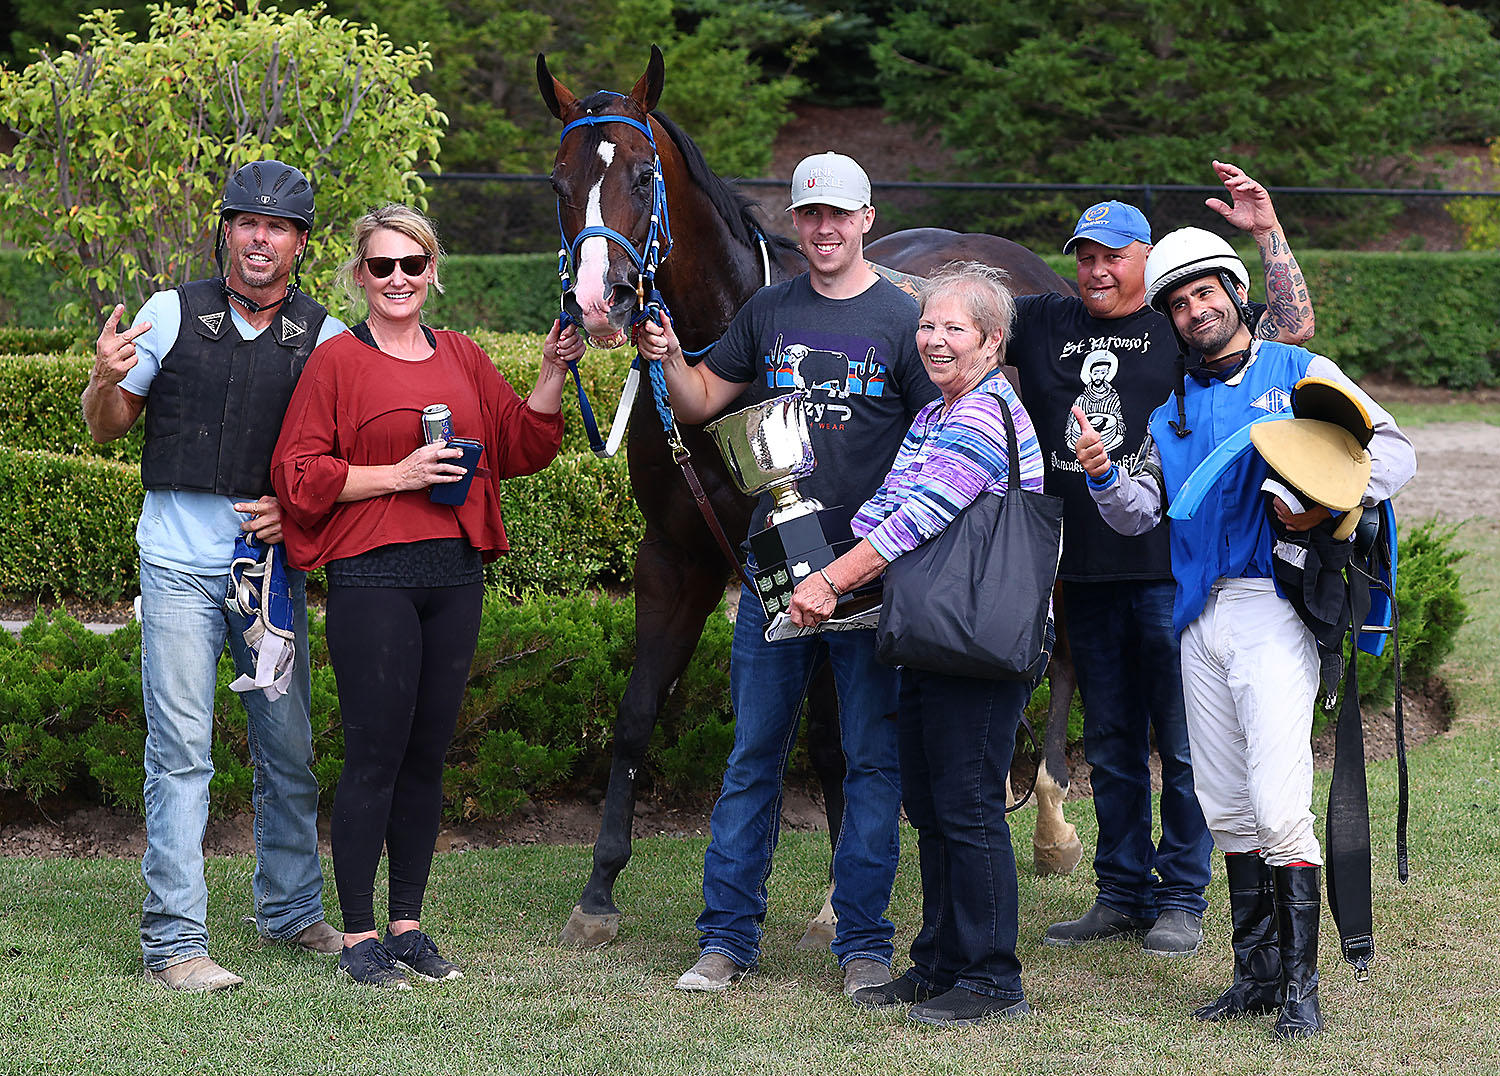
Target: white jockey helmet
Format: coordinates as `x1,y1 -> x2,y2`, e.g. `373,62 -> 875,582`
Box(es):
1143,227 -> 1250,314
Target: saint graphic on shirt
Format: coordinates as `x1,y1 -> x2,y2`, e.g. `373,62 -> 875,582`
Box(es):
1064,349 -> 1127,453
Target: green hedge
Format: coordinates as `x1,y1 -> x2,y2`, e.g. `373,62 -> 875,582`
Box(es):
0,592 -> 736,818
0,337 -> 639,462
0,525 -> 1466,822
424,254 -> 559,336
1042,250 -> 1500,388
0,450 -> 141,601
8,247 -> 1500,385
0,443 -> 642,603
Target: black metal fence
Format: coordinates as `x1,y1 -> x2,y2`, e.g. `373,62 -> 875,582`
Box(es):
421,173 -> 1500,256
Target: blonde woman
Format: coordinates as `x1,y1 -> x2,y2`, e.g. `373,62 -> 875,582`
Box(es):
271,204 -> 582,988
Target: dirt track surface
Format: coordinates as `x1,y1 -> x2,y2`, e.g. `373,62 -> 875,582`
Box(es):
1392,422 -> 1500,523
0,421 -> 1485,858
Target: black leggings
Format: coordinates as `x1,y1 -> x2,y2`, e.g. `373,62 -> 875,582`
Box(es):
325,582 -> 483,934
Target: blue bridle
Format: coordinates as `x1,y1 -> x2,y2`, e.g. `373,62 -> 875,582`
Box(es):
554,100 -> 685,457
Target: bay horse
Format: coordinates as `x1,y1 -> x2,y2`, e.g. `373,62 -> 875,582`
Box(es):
541,47 -> 1083,950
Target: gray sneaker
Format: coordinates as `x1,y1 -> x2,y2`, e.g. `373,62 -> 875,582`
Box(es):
1143,909 -> 1204,956
1043,902 -> 1154,947
674,952 -> 747,992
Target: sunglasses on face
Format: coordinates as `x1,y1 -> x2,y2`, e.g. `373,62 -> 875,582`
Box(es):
362,254 -> 432,279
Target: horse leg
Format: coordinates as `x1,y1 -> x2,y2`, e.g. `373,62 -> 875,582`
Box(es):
796,647 -> 843,950
559,541 -> 727,947
1034,597 -> 1084,876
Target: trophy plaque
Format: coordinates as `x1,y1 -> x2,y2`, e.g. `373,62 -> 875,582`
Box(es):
706,392 -> 874,624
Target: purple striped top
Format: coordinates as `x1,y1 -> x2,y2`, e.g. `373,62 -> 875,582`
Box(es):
852,369 -> 1045,562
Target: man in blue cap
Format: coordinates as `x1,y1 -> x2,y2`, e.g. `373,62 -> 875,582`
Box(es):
1004,161 -> 1315,956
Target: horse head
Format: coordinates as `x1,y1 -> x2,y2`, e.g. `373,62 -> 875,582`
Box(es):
538,47 -> 667,349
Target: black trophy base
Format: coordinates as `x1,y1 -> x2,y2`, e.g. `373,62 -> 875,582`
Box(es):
749,507 -> 853,621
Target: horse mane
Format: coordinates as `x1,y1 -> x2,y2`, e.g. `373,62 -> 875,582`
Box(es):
649,109 -> 800,259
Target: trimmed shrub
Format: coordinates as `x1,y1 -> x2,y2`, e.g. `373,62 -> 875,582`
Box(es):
423,254 -> 559,336
0,340 -> 642,464
0,443 -> 642,604
0,327 -> 86,354
1042,250 -> 1500,388
0,449 -> 141,602
8,246 -> 1500,385
0,355 -> 143,462
1,590 -> 737,820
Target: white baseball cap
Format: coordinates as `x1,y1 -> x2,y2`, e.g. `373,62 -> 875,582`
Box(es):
788,152 -> 871,212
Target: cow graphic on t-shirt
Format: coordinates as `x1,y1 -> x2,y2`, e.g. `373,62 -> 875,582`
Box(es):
767,333 -> 886,424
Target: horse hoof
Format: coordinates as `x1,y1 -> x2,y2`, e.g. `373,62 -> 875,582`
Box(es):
1034,830 -> 1085,876
795,919 -> 837,950
558,905 -> 621,948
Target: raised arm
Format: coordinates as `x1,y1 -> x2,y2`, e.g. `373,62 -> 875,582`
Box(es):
82,303 -> 149,442
1206,160 -> 1315,344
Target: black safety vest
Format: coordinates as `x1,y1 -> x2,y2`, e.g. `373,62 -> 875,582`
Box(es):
140,279 -> 328,499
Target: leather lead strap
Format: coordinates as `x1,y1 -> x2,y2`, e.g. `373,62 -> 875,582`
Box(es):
676,452 -> 755,591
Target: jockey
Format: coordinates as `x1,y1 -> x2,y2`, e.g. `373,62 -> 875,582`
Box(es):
1071,227 -> 1416,1038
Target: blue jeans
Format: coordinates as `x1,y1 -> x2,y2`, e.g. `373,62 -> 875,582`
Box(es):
1062,579 -> 1212,919
696,584 -> 901,969
137,558 -> 325,971
898,668 -> 1028,1001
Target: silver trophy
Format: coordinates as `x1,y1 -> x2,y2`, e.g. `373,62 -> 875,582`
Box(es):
706,391 -> 824,528
707,392 -> 861,623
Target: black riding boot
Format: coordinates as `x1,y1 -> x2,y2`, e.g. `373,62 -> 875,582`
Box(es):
1272,864 -> 1324,1038
1193,852 -> 1281,1021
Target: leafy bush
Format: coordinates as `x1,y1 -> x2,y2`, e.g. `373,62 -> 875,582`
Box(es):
0,590 -> 738,820
874,1 -> 1500,198
0,0 -> 445,329
1355,520 -> 1469,709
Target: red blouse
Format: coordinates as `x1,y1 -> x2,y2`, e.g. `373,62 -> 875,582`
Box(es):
271,329 -> 564,572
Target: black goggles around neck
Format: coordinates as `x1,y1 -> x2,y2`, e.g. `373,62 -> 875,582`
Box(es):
362,254 -> 432,279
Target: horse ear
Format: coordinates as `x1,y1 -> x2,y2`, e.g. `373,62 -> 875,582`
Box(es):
537,53 -> 576,120
629,44 -> 665,114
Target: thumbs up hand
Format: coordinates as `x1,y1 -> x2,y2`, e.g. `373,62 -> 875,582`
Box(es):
1072,405 -> 1113,478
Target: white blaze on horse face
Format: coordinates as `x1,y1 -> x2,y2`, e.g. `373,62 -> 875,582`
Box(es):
574,140 -> 617,324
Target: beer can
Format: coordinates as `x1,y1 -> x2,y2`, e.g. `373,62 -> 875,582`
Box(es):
422,403 -> 452,444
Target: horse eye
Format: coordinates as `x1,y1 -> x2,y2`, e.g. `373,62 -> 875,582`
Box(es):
633,170 -> 654,192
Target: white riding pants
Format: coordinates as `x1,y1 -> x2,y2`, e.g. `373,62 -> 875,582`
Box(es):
1179,578 -> 1324,867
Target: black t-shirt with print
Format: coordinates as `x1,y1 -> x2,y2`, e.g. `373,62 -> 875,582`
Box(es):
706,274 -> 938,539
1008,293 -> 1176,582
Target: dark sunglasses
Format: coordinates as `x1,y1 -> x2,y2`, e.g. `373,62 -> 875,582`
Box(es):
362,253 -> 432,279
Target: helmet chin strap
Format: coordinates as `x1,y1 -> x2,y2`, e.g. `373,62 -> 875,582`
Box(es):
213,222 -> 306,315
1167,269 -> 1253,438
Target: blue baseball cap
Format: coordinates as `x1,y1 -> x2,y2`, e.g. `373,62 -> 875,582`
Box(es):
1062,200 -> 1152,254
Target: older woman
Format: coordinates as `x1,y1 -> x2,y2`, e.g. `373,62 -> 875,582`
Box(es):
788,262 -> 1045,1026
271,204 -> 581,989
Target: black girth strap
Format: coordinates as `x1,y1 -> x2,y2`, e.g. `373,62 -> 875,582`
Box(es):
1325,578 -> 1374,978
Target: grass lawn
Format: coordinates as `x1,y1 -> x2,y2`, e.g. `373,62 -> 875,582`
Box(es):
2,526 -> 1497,1076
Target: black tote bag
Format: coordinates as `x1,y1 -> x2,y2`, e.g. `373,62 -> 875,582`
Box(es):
875,394 -> 1063,680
